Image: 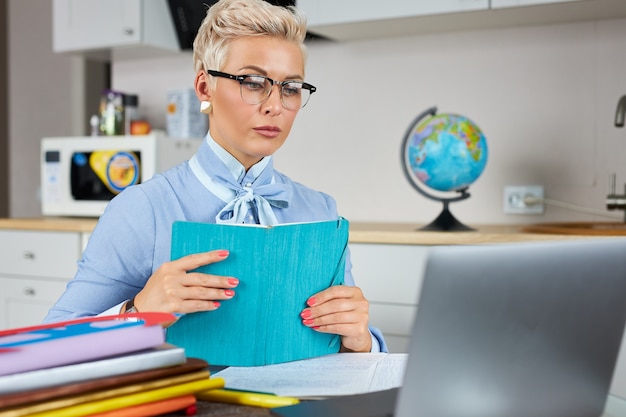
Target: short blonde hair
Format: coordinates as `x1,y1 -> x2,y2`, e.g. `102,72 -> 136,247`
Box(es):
192,0 -> 308,78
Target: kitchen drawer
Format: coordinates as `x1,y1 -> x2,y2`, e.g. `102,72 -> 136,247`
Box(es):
350,243 -> 430,305
0,230 -> 81,279
0,276 -> 69,329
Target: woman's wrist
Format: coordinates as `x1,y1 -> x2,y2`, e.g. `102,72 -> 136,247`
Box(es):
340,335 -> 373,353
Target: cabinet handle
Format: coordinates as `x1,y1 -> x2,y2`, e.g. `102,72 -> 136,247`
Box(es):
23,287 -> 36,296
23,251 -> 35,260
123,27 -> 134,36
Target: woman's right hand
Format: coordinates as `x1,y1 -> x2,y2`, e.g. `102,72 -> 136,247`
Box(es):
130,249 -> 239,315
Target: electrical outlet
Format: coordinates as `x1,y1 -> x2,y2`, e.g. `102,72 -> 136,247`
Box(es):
503,185 -> 544,214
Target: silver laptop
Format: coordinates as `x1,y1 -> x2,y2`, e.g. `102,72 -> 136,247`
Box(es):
274,237 -> 626,417
396,237 -> 626,417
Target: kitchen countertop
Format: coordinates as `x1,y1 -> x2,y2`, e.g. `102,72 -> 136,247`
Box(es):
0,217 -> 599,245
0,217 -> 99,233
347,222 -> 594,245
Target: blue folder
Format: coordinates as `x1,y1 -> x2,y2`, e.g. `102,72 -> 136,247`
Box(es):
166,218 -> 350,366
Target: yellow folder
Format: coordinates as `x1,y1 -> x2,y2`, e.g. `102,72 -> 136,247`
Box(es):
24,377 -> 225,417
0,370 -> 210,417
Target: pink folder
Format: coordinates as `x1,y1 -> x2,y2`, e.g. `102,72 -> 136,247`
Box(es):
0,312 -> 176,376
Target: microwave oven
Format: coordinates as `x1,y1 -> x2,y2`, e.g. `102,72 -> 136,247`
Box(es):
41,134 -> 202,217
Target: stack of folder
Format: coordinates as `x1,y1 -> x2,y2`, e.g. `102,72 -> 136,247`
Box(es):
0,312 -> 225,417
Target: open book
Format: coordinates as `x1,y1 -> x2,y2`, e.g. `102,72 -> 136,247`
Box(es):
166,218 -> 350,366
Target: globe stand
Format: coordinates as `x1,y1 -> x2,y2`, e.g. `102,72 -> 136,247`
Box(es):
419,200 -> 474,232
401,106 -> 475,232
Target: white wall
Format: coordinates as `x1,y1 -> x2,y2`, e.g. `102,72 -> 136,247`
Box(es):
8,0 -> 86,218
112,17 -> 626,226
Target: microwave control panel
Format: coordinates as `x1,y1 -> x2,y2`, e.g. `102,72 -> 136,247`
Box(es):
43,150 -> 62,205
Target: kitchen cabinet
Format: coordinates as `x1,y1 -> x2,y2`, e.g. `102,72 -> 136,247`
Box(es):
298,0 -> 488,40
350,243 -> 431,353
51,0 -> 626,53
297,0 -> 624,41
0,277 -> 69,330
0,229 -> 85,330
53,0 -> 179,59
298,0 -> 488,28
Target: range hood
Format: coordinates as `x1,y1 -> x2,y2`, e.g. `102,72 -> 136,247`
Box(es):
166,0 -> 324,51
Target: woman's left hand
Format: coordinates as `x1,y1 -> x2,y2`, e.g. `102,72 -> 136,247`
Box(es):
300,286 -> 372,352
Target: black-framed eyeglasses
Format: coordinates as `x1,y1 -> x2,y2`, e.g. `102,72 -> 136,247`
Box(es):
206,70 -> 316,110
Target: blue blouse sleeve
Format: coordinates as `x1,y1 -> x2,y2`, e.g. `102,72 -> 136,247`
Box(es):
43,186 -> 157,322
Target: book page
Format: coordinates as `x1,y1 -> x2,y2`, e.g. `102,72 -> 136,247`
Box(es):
214,353 -> 408,398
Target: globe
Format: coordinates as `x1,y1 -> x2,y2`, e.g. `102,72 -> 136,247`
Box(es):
401,107 -> 488,231
407,112 -> 488,191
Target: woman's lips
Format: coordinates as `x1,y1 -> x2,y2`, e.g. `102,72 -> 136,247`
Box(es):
254,126 -> 282,138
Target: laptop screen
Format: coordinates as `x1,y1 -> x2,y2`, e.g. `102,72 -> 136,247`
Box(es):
396,238 -> 626,417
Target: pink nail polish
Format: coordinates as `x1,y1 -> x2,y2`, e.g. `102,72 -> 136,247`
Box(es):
224,289 -> 235,297
303,319 -> 314,326
307,297 -> 317,306
227,278 -> 239,286
300,310 -> 311,319
213,301 -> 220,308
217,250 -> 229,257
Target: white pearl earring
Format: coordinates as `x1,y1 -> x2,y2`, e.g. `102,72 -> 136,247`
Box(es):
200,101 -> 211,114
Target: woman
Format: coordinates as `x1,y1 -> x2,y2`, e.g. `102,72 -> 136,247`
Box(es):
45,0 -> 386,354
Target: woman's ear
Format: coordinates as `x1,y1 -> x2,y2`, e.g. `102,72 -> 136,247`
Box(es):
194,70 -> 212,114
194,70 -> 211,101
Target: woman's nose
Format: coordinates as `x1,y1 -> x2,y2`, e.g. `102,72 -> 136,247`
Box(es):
262,85 -> 283,114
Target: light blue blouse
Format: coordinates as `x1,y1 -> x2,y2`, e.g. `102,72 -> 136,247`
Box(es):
44,134 -> 387,353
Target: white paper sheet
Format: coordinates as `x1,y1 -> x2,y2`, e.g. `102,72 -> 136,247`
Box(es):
214,353 -> 408,398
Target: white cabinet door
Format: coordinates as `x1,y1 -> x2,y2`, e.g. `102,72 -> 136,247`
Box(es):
299,0 -> 488,27
0,277 -> 69,329
350,243 -> 431,353
0,230 -> 81,279
53,0 -> 141,52
0,229 -> 82,330
53,0 -> 178,54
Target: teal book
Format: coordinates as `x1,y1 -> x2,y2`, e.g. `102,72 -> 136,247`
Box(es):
166,218 -> 350,367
